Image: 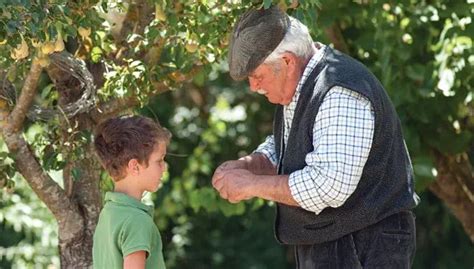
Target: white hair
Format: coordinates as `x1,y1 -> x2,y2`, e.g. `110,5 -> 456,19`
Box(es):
264,16 -> 315,64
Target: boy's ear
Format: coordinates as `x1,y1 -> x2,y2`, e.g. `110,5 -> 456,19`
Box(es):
127,159 -> 140,175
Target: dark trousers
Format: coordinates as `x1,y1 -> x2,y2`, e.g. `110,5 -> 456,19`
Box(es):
295,211 -> 416,269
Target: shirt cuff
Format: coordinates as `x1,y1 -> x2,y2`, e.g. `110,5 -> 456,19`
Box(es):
288,170 -> 325,215
253,148 -> 277,166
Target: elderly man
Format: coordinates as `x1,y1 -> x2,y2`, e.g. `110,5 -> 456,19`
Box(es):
212,6 -> 419,269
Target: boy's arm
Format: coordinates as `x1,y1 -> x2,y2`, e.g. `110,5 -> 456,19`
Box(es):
124,251 -> 146,269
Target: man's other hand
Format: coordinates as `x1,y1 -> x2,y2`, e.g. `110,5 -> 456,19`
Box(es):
212,168 -> 256,203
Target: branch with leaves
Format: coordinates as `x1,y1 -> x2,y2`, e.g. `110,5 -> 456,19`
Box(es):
0,59 -> 84,242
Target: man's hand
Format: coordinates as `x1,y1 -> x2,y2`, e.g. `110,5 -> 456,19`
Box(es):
212,168 -> 256,203
214,159 -> 248,174
211,159 -> 248,193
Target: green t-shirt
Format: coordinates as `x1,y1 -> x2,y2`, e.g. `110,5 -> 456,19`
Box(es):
93,192 -> 166,269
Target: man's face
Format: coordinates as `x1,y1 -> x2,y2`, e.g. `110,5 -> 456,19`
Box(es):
248,54 -> 300,105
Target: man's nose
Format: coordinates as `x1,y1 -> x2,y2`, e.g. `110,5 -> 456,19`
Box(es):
248,78 -> 258,92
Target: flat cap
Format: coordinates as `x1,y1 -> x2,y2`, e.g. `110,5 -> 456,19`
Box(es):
228,6 -> 290,81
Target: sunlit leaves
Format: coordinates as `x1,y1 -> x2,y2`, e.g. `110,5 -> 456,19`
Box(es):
0,1 -> 103,62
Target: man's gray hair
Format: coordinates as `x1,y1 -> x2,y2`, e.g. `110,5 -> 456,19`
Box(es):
264,16 -> 315,64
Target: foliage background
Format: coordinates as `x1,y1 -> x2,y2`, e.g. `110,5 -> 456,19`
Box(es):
0,0 -> 473,268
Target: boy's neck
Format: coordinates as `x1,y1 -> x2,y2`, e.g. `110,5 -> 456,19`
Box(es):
114,183 -> 143,201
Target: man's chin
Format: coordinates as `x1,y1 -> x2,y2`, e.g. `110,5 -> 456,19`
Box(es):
267,97 -> 286,105
266,97 -> 278,104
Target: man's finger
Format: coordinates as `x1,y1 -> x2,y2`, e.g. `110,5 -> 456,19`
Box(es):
216,161 -> 230,172
213,177 -> 225,191
219,190 -> 228,200
211,171 -> 225,187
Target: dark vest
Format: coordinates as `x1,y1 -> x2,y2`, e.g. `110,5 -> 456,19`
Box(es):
274,45 -> 418,245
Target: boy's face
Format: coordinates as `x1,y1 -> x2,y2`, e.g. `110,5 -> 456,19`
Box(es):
138,141 -> 167,192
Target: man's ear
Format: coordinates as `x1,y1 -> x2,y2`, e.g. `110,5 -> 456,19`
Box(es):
281,52 -> 297,67
281,52 -> 299,76
127,159 -> 140,175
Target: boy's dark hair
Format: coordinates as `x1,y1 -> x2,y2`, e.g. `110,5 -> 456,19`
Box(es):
93,115 -> 171,180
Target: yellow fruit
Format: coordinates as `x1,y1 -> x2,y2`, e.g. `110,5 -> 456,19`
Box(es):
78,27 -> 91,38
185,42 -> 198,53
54,34 -> 65,52
0,39 -> 6,45
169,71 -> 186,82
145,46 -> 162,65
41,41 -> 56,55
289,0 -> 299,9
155,4 -> 166,21
174,2 -> 183,13
278,0 -> 288,11
31,38 -> 42,48
38,56 -> 50,67
0,99 -> 7,109
10,37 -> 29,60
5,180 -> 15,194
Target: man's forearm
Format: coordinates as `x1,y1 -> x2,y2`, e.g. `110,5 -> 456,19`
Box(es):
249,174 -> 299,207
239,153 -> 277,175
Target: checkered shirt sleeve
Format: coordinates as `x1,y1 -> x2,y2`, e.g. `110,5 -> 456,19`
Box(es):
288,87 -> 375,214
253,135 -> 278,166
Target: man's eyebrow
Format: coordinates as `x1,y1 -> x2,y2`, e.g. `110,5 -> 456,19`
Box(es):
249,73 -> 260,79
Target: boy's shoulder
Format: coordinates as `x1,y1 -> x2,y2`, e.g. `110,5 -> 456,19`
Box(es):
100,192 -> 155,223
95,194 -> 158,241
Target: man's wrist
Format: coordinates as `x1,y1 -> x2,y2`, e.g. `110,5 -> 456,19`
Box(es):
236,156 -> 251,169
244,173 -> 259,199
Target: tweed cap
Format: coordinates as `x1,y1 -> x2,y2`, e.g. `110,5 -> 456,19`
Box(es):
228,6 -> 290,81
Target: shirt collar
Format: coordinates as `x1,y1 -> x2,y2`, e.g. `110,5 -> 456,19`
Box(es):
285,42 -> 326,108
105,191 -> 154,216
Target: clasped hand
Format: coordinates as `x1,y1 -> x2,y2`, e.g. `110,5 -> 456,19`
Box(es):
211,160 -> 256,203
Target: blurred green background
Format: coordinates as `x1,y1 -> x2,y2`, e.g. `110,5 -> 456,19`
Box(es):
1,0 -> 473,268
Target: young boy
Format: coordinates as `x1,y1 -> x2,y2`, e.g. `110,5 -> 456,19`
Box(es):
92,115 -> 171,269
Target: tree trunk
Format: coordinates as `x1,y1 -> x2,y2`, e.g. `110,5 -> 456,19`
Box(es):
47,56 -> 103,268
429,152 -> 474,242
59,230 -> 94,269
58,136 -> 101,268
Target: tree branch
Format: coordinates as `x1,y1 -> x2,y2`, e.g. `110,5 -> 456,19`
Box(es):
113,0 -> 155,61
1,59 -> 83,241
3,132 -> 84,241
90,82 -> 169,122
91,95 -> 140,122
324,21 -> 349,54
7,59 -> 42,132
429,152 -> 474,242
91,65 -> 203,122
0,99 -> 8,128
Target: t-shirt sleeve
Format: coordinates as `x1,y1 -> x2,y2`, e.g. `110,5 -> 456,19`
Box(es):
119,214 -> 156,258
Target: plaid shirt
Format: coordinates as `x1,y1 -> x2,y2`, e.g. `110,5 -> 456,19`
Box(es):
255,49 -> 375,214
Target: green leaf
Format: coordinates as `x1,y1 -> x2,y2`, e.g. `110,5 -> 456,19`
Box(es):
71,167 -> 81,181
189,187 -> 218,212
412,154 -> 436,191
429,130 -> 472,154
42,146 -> 58,171
41,84 -> 55,99
263,0 -> 272,9
406,64 -> 425,82
218,200 -> 245,217
91,47 -> 103,63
